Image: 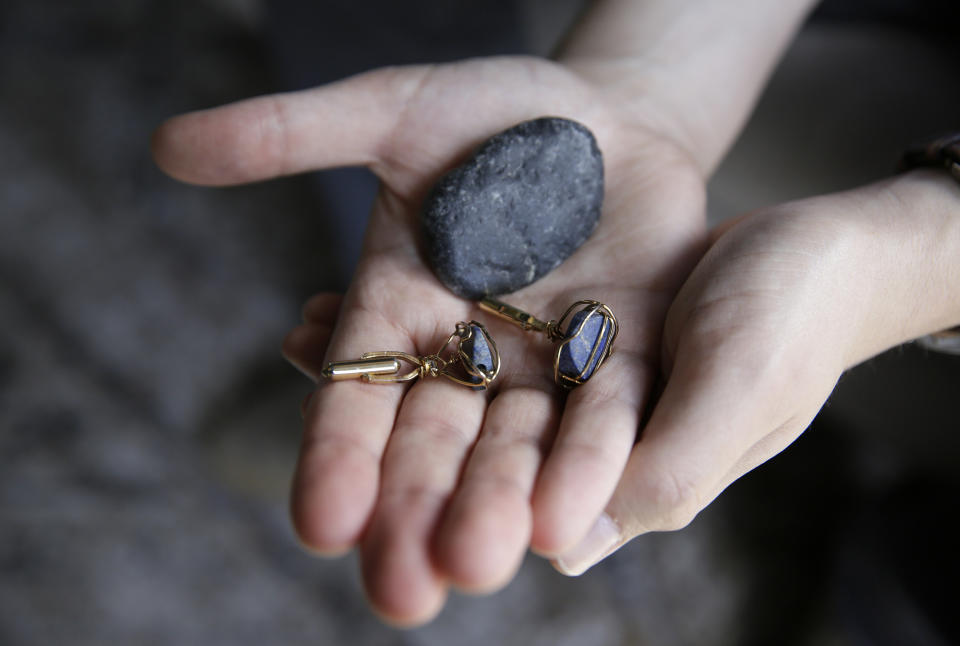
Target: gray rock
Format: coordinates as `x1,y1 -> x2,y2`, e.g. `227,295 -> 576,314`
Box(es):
422,117 -> 604,299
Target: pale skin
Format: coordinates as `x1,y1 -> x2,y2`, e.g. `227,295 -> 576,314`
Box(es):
151,0 -> 960,627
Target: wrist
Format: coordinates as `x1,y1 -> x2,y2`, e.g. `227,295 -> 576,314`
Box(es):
843,171 -> 960,365
557,0 -> 818,175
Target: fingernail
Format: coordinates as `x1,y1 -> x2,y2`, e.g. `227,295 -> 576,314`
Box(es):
553,513 -> 621,576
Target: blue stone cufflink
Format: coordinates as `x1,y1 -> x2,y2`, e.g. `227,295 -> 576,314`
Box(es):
479,298 -> 618,389
322,321 -> 500,391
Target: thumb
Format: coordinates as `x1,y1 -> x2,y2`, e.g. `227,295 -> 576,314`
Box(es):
552,322 -> 839,576
150,65 -> 433,186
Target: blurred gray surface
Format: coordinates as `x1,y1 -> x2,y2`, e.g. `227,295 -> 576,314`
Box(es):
1,1 -> 957,644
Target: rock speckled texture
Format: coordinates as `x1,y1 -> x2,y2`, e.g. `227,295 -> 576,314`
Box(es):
422,117 -> 603,299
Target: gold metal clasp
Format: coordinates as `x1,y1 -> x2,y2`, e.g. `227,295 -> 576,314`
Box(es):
321,357 -> 401,381
479,298 -> 550,333
321,352 -> 424,383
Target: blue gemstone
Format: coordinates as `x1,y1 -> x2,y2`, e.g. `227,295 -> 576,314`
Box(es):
459,324 -> 495,389
463,324 -> 494,374
557,308 -> 614,382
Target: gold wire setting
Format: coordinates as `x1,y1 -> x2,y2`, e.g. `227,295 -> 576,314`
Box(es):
479,297 -> 619,389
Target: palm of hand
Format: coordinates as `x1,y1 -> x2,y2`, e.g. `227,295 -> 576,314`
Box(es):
155,56 -> 706,625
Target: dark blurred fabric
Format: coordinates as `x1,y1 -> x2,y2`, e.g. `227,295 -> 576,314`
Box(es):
814,0 -> 960,32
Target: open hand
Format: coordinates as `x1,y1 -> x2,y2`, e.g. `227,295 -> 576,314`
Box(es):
153,55 -> 706,624
557,170 -> 960,574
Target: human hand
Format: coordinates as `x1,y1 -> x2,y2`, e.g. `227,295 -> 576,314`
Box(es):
554,170 -> 960,575
153,55 -> 706,624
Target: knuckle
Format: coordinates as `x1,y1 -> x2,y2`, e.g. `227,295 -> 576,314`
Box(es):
565,438 -> 624,477
406,410 -> 476,448
633,466 -> 703,532
469,471 -> 528,505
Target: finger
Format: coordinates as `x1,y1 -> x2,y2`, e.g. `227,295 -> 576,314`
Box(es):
282,293 -> 342,381
709,212 -> 750,244
523,287 -> 663,557
290,171 -> 449,555
529,349 -> 651,557
151,66 -> 433,186
302,292 -> 343,325
552,331 -> 838,576
551,343 -> 745,575
289,301 -> 410,555
359,375 -> 488,626
433,373 -> 559,593
282,323 -> 335,382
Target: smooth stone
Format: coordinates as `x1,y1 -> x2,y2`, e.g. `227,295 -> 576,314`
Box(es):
557,307 -> 614,382
422,117 -> 604,299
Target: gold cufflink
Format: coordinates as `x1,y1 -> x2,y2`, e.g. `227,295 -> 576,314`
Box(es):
479,298 -> 618,389
321,321 -> 500,390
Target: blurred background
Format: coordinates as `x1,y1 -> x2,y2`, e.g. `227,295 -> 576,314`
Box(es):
1,1 -> 958,644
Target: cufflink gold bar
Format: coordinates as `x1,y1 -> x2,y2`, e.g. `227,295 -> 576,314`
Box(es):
322,354 -> 419,383
321,321 -> 500,390
479,297 -> 618,388
478,299 -> 553,335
